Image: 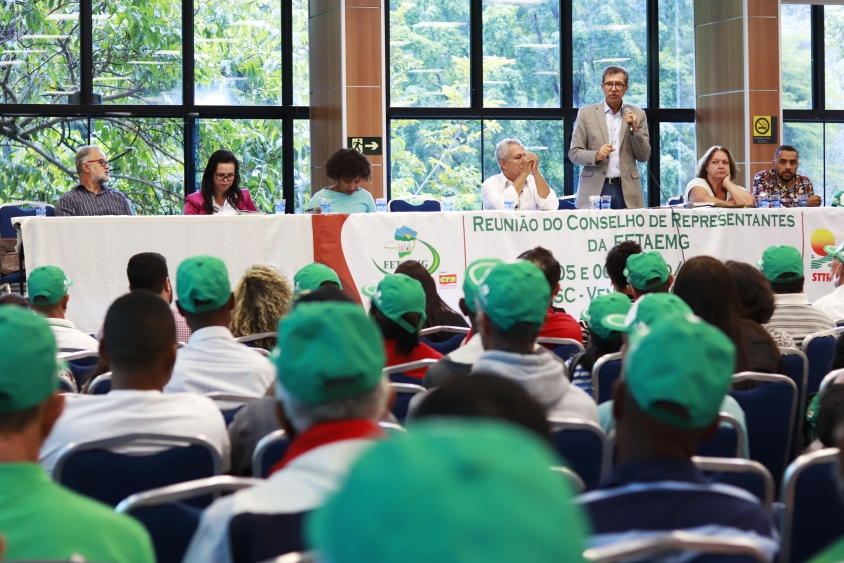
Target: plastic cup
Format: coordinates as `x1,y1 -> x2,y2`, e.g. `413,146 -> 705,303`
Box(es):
319,198 -> 331,214
756,192 -> 769,208
589,195 -> 601,210
35,205 -> 46,217
274,199 -> 286,214
503,197 -> 515,210
442,197 -> 455,212
375,197 -> 387,212
770,192 -> 781,208
601,195 -> 612,210
798,193 -> 809,207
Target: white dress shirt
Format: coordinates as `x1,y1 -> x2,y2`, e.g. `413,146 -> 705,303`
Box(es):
213,199 -> 239,216
165,326 -> 276,409
481,173 -> 556,211
46,318 -> 99,351
39,389 -> 231,475
814,284 -> 844,322
603,100 -> 623,178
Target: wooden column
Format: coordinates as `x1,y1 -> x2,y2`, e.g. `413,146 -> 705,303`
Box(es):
694,0 -> 782,188
309,0 -> 386,198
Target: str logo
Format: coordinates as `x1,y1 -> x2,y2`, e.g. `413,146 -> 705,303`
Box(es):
810,228 -> 835,282
373,226 -> 441,275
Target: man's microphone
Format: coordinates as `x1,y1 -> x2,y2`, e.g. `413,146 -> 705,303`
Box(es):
624,105 -> 634,134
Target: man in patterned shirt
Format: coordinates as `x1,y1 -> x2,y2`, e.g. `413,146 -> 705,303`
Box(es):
752,145 -> 821,207
55,146 -> 135,216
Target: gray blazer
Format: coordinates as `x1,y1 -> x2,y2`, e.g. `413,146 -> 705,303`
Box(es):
568,102 -> 651,209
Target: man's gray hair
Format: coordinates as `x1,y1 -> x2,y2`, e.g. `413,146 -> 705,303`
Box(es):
276,377 -> 391,434
495,138 -> 523,164
75,145 -> 103,175
601,66 -> 629,85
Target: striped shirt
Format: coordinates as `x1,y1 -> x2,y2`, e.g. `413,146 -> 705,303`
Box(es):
55,185 -> 135,216
767,294 -> 835,348
577,459 -> 779,562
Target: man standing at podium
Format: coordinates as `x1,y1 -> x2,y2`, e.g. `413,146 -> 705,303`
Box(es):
569,66 -> 650,210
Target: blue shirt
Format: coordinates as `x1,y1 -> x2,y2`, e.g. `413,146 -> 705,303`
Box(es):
576,459 -> 779,562
306,187 -> 375,213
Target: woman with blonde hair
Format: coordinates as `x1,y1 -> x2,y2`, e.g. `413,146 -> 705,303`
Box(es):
231,264 -> 292,350
685,146 -> 757,207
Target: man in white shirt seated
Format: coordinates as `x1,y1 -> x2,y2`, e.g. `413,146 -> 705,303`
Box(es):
814,242 -> 844,322
481,138 -> 557,211
164,255 -> 275,408
28,265 -> 99,351
182,301 -> 392,563
40,291 -> 230,475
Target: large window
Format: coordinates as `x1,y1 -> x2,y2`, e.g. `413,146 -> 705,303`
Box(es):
387,0 -> 696,207
0,0 -> 309,214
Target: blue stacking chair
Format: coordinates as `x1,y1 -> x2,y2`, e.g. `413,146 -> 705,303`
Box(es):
536,337 -> 585,363
87,372 -> 112,395
252,430 -> 291,478
548,418 -> 610,491
802,328 -> 844,396
57,350 -> 100,389
204,392 -> 261,426
779,347 -> 809,457
729,373 -> 797,494
693,457 -> 774,511
115,476 -> 261,563
557,198 -> 576,210
591,352 -> 623,404
53,433 -> 223,507
583,531 -> 769,563
696,412 -> 744,459
58,373 -> 77,393
383,359 -> 438,385
390,382 -> 426,423
419,326 -> 470,355
0,201 -> 55,293
387,199 -> 442,212
780,448 -> 844,563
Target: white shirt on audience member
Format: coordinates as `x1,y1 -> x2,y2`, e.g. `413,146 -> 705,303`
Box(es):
481,173 -> 557,211
39,390 -> 231,475
164,326 -> 276,409
767,293 -> 836,348
813,284 -> 844,322
45,318 -> 99,351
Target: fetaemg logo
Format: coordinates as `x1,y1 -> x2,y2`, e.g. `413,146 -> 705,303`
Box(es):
373,226 -> 441,275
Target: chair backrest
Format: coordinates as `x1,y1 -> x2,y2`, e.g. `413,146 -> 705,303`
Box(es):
730,372 -> 798,494
779,347 -> 810,459
0,202 -> 55,238
536,337 -> 586,362
383,359 -> 438,384
548,418 -> 610,491
53,433 -> 223,507
58,373 -> 77,393
87,372 -> 112,395
252,429 -> 290,478
419,325 -> 470,337
57,350 -> 100,388
205,392 -> 262,421
819,368 -> 844,398
390,382 -> 426,423
696,412 -> 744,459
780,448 -> 844,563
235,332 -> 278,344
550,466 -> 586,493
836,318 -> 844,328
583,531 -> 768,563
116,476 -> 261,563
591,352 -> 623,404
802,328 -> 844,395
692,456 -> 775,511
387,199 -> 442,212
419,327 -> 469,355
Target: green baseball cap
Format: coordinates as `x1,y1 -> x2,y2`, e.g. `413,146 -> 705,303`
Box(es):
581,293 -> 632,340
831,191 -> 844,207
625,315 -> 735,429
0,306 -> 59,413
462,258 -> 503,314
176,255 -> 232,314
624,251 -> 670,291
372,274 -> 426,334
604,292 -> 693,333
477,261 -> 550,330
276,302 -> 385,404
294,263 -> 342,295
306,420 -> 589,563
758,245 -> 803,283
28,265 -> 72,306
825,242 -> 844,265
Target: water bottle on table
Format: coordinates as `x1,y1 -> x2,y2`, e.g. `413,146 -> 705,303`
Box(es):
589,195 -> 601,210
35,205 -> 46,217
442,197 -> 455,212
601,195 -> 612,210
319,198 -> 331,214
274,199 -> 286,214
756,192 -> 769,208
798,193 -> 809,207
769,192 -> 781,208
375,198 -> 387,212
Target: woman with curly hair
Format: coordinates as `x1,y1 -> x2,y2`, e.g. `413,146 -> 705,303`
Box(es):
231,264 -> 292,350
305,147 -> 376,213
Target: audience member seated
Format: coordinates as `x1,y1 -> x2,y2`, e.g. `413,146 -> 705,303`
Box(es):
96,252 -> 191,344
370,273 -> 442,378
292,262 -> 342,295
752,145 -> 821,208
305,148 -> 376,214
760,245 -> 835,347
624,250 -> 673,299
184,150 -> 258,215
814,242 -> 844,320
424,258 -> 502,389
518,246 -> 583,342
813,379 -> 844,449
306,421 -> 589,563
0,293 -> 31,308
231,264 -> 292,350
182,302 -> 391,562
726,259 -> 796,348
0,306 -> 154,562
28,265 -> 98,351
395,260 -> 468,341
40,291 -> 230,475
577,315 -> 778,561
685,145 -> 757,207
605,240 -> 642,300
808,414 -> 844,562
471,261 -> 598,422
570,293 -> 631,396
165,256 -> 275,406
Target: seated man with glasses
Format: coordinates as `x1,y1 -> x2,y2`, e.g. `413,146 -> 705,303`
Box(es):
569,66 -> 651,210
55,146 -> 135,216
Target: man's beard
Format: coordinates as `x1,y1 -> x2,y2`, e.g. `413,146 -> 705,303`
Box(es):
776,171 -> 794,184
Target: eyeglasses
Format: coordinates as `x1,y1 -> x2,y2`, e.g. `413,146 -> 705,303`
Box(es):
85,158 -> 110,168
602,82 -> 627,91
215,173 -> 236,181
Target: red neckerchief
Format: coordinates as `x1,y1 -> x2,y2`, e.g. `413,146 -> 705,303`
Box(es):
267,419 -> 385,477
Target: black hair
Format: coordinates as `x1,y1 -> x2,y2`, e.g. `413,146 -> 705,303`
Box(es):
487,317 -> 542,349
0,404 -> 40,433
292,286 -> 354,308
395,260 -> 465,329
0,294 -> 31,309
817,385 -> 844,447
518,247 -> 561,293
769,274 -> 805,295
635,276 -> 672,295
200,149 -> 244,215
415,373 -> 552,444
774,145 -> 799,160
832,334 -> 844,372
370,302 -> 421,356
578,330 -> 623,373
127,252 -> 169,294
725,260 -> 776,324
606,241 -> 642,292
325,148 -> 372,182
103,290 -> 176,372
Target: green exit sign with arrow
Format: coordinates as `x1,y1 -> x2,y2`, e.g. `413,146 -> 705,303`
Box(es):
348,137 -> 382,155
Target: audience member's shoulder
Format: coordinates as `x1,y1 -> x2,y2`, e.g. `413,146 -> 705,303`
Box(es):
48,479 -> 152,540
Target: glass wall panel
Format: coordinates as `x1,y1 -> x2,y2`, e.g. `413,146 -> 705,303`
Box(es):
293,0 -> 310,106
658,122 -> 695,204
783,122 -> 824,203
293,119 -> 311,213
826,6 -> 844,109
781,4 -> 811,110
482,120 -> 565,196
658,0 -> 694,108
824,123 -> 844,204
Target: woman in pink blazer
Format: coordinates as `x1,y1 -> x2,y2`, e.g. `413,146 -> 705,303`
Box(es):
183,150 -> 259,215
